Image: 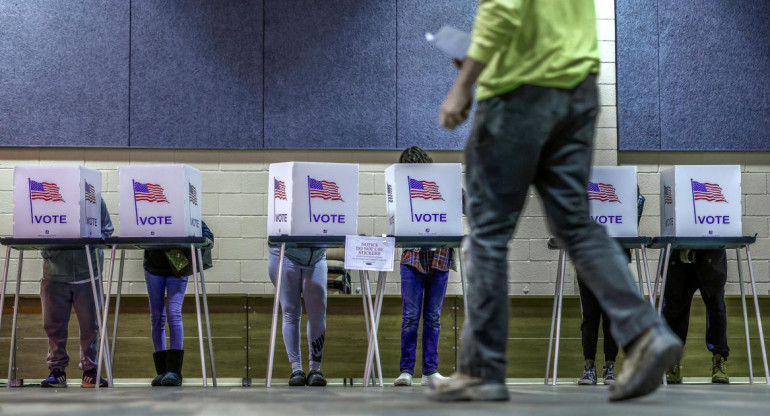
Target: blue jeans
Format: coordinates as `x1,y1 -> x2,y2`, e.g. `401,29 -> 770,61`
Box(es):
144,271 -> 188,351
399,264 -> 449,375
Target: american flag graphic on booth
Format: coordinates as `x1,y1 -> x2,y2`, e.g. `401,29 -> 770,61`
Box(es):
133,181 -> 169,203
188,183 -> 198,206
29,179 -> 65,202
408,178 -> 444,200
587,181 -> 620,202
664,186 -> 673,205
84,181 -> 97,204
274,178 -> 287,200
691,180 -> 727,202
308,177 -> 343,201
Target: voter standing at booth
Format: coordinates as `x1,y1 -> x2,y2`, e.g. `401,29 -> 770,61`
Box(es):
393,147 -> 452,387
662,249 -> 730,384
267,246 -> 328,386
40,197 -> 113,388
144,221 -> 214,387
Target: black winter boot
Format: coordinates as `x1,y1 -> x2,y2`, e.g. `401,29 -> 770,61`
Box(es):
152,350 -> 167,386
161,349 -> 184,386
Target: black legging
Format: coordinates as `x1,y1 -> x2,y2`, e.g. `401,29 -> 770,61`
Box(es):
577,278 -> 619,362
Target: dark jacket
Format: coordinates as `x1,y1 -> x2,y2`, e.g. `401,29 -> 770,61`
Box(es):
41,198 -> 114,282
143,221 -> 214,277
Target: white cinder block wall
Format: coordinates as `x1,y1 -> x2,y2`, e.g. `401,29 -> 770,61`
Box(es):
1,0 -> 768,296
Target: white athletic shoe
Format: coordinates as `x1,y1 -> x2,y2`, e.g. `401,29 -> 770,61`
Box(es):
421,372 -> 449,386
394,372 -> 413,386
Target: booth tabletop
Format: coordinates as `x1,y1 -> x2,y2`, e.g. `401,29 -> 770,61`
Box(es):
650,236 -> 756,250
104,237 -> 209,250
547,236 -> 654,250
0,237 -> 107,250
267,235 -> 464,249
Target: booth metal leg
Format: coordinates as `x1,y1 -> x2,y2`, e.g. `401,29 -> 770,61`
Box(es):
190,244 -> 207,387
93,250 -> 113,382
551,250 -> 567,386
736,248 -> 754,384
641,246 -> 655,307
656,244 -> 672,315
197,247 -> 217,387
266,243 -> 285,387
653,249 -> 665,307
85,245 -> 112,389
0,247 -> 11,354
6,251 -> 23,386
360,270 -> 384,387
96,246 -> 117,387
745,246 -> 770,384
634,249 -> 644,294
544,249 -> 565,385
359,271 -> 374,387
110,250 -> 126,369
364,271 -> 387,384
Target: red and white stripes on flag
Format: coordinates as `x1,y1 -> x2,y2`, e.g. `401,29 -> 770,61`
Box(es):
587,181 -> 620,202
408,178 -> 444,200
29,179 -> 65,202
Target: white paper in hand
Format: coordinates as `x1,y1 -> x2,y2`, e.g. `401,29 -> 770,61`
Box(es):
425,25 -> 471,60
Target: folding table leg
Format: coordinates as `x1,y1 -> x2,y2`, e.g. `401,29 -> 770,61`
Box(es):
6,251 -> 23,386
551,250 -> 567,386
364,271 -> 387,384
745,246 -> 770,384
735,248 -> 754,384
266,243 -> 285,387
544,249 -> 565,385
110,249 -> 126,370
361,271 -> 384,387
190,244 -> 207,387
96,246 -> 117,387
197,247 -> 217,387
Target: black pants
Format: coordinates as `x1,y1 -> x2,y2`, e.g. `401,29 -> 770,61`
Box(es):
459,76 -> 660,382
661,249 -> 729,358
578,279 -> 619,362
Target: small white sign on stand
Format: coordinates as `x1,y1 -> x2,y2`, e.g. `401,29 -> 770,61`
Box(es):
588,166 -> 638,237
268,162 -> 359,236
13,165 -> 102,238
384,163 -> 462,236
344,235 -> 395,271
118,164 -> 202,237
660,165 -> 742,237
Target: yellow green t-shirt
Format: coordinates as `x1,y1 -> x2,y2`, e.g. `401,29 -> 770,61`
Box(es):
468,0 -> 601,101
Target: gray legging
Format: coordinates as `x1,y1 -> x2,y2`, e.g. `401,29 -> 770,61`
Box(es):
268,247 -> 327,373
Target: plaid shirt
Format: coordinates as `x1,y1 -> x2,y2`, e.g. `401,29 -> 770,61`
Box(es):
401,248 -> 454,274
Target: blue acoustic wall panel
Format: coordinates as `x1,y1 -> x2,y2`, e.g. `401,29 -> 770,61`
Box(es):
130,0 -> 263,148
658,1 -> 770,151
264,0 -> 397,149
616,0 -> 660,151
397,0 -> 477,150
0,0 -> 129,147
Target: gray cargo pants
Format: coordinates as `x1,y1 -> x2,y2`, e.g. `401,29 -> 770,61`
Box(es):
460,76 -> 660,383
40,278 -> 101,371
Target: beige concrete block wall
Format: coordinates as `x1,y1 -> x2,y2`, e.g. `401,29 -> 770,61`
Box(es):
1,0 -> 768,296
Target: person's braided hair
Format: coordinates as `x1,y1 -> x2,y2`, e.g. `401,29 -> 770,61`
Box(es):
399,146 -> 433,163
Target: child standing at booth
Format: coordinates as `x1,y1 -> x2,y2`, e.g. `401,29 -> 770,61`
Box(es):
40,197 -> 113,388
144,221 -> 214,387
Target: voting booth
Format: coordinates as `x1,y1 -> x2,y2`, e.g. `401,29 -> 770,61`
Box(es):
384,163 -> 462,236
588,166 -> 638,237
660,165 -> 742,237
12,165 -> 102,238
118,165 -> 202,237
267,162 -> 359,236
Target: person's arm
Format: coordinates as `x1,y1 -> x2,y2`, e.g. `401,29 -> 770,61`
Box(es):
439,0 -> 522,129
100,198 -> 114,239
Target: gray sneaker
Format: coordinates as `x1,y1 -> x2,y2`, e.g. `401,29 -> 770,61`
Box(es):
578,365 -> 597,385
603,363 -> 616,386
425,372 -> 509,402
608,325 -> 682,402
